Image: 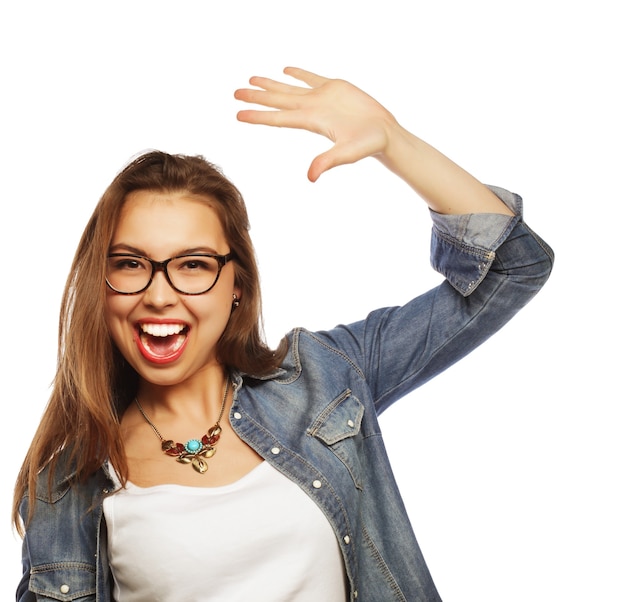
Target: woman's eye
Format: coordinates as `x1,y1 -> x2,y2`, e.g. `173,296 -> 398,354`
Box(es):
180,259 -> 214,271
117,260 -> 138,269
111,257 -> 145,271
182,260 -> 203,270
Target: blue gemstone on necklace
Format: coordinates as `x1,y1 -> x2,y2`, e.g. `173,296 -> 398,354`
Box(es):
185,439 -> 202,453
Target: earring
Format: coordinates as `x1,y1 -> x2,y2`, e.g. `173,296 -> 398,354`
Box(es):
232,294 -> 240,308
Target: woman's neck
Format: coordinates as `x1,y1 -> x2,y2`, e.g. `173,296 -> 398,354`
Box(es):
135,363 -> 229,424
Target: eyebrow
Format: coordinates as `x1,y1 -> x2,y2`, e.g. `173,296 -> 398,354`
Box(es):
108,243 -> 223,256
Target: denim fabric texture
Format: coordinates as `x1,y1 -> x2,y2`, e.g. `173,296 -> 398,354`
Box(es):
17,187 -> 554,601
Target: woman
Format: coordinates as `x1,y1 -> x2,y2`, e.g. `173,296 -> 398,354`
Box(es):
14,68 -> 553,601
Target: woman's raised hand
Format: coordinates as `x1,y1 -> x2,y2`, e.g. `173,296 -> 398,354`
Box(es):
234,67 -> 399,182
235,67 -> 512,216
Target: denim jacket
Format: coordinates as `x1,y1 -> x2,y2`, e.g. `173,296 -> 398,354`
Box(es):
18,187 -> 554,601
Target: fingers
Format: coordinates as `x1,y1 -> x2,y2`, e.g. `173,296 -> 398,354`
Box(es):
234,77 -> 309,115
244,75 -> 309,95
236,108 -> 287,126
243,68 -> 329,92
234,69 -> 325,128
236,107 -> 318,133
234,66 -> 350,181
282,67 -> 330,88
234,87 -> 300,112
234,67 -> 329,108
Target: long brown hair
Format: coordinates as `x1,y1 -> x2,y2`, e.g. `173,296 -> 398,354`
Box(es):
13,150 -> 286,533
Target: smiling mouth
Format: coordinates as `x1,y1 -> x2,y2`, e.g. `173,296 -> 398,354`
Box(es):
135,322 -> 189,363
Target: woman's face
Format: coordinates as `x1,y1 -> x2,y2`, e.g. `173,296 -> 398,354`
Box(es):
104,190 -> 239,388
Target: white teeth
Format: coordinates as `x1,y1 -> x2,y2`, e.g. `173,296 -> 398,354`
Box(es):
140,323 -> 186,337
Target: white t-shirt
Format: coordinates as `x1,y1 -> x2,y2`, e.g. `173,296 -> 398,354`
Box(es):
103,461 -> 348,601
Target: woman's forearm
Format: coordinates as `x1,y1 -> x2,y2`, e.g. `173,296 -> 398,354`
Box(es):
376,122 -> 514,216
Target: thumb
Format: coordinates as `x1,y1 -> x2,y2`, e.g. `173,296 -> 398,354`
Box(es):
307,143 -> 361,182
307,150 -> 336,182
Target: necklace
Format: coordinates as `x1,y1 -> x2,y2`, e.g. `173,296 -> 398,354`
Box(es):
135,377 -> 230,474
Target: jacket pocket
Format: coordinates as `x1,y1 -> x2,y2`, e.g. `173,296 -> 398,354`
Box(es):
308,389 -> 365,489
28,563 -> 96,601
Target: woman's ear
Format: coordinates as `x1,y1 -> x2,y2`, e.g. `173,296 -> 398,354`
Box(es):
232,291 -> 241,309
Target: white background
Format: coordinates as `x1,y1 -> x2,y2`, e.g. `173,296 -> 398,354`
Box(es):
1,1 -> 624,600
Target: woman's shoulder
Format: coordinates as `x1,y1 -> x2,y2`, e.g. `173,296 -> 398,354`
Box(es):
240,326 -> 369,396
27,449 -> 111,506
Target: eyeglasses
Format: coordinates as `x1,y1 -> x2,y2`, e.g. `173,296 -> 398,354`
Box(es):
106,253 -> 233,295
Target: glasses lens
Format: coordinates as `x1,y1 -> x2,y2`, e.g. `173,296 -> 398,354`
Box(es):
168,255 -> 221,294
107,255 -> 152,294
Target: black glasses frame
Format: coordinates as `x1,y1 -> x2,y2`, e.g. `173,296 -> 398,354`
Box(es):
106,252 -> 234,296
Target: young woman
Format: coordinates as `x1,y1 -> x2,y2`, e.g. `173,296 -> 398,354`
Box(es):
14,68 -> 553,601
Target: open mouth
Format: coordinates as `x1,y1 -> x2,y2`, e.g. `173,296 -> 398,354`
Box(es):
134,322 -> 189,364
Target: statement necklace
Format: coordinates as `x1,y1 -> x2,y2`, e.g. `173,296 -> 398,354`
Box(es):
135,378 -> 230,474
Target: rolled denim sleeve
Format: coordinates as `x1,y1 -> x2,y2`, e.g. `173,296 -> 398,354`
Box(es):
430,186 -> 523,296
318,186 -> 554,413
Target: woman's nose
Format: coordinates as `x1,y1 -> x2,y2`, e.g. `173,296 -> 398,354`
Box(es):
141,270 -> 179,308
